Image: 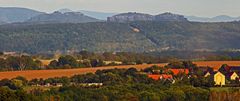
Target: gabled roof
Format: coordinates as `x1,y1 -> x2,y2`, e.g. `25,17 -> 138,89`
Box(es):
214,71 -> 225,76
148,74 -> 173,80
226,72 -> 235,78
148,74 -> 161,80
225,66 -> 232,72
161,74 -> 173,79
229,66 -> 240,71
169,69 -> 189,75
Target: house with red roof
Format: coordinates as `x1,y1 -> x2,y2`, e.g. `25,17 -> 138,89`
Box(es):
148,74 -> 173,80
169,69 -> 189,75
147,68 -> 189,81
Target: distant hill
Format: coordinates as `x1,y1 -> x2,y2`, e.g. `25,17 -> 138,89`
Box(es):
1,21 -> 240,53
0,20 -> 6,25
0,7 -> 44,23
107,12 -> 188,22
26,11 -> 101,24
58,8 -> 74,13
58,8 -> 116,20
154,13 -> 188,22
79,10 -> 116,20
107,12 -> 154,22
186,15 -> 240,22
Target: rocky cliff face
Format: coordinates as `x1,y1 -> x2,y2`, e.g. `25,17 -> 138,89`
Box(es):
107,12 -> 153,22
107,12 -> 188,22
26,11 -> 101,24
154,12 -> 188,22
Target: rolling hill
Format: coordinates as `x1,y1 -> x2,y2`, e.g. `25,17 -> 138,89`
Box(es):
0,21 -> 240,53
0,20 -> 6,25
0,7 -> 44,23
186,15 -> 240,22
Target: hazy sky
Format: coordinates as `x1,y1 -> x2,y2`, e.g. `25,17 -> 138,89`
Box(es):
0,0 -> 239,17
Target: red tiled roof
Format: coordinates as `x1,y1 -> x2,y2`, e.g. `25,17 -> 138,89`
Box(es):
225,66 -> 232,72
161,74 -> 173,79
170,69 -> 189,75
148,74 -> 173,80
148,74 -> 161,80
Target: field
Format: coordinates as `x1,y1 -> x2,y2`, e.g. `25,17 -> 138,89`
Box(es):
193,61 -> 240,70
39,59 -> 54,66
0,64 -> 166,80
0,61 -> 240,80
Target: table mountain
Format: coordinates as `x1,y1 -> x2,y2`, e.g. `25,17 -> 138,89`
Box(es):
154,12 -> 188,22
107,12 -> 154,22
26,11 -> 101,24
108,12 -> 188,22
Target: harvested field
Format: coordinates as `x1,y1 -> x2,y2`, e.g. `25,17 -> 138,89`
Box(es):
0,64 -> 166,80
193,61 -> 240,70
39,59 -> 54,66
0,61 -> 240,80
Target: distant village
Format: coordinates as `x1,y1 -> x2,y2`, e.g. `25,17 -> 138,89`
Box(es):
147,65 -> 240,86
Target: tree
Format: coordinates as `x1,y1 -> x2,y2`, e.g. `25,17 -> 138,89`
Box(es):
58,55 -> 78,68
90,59 -> 105,67
0,58 -> 6,70
167,60 -> 184,69
136,60 -> 143,65
0,52 -> 3,55
5,56 -> 39,71
48,60 -> 58,69
0,87 -> 16,101
125,68 -> 138,76
35,60 -> 43,69
79,51 -> 94,59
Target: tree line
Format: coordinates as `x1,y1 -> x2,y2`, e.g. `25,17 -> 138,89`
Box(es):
0,51 -> 171,71
0,67 -> 210,101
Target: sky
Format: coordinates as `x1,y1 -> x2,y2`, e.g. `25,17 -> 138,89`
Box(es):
0,0 -> 239,17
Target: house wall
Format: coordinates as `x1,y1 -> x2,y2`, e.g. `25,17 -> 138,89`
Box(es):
204,72 -> 211,77
214,72 -> 225,86
230,73 -> 239,80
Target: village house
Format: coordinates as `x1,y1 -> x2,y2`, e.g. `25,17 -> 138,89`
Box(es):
103,61 -> 123,65
170,69 -> 189,75
229,66 -> 240,73
213,71 -> 226,86
228,72 -> 239,80
147,68 -> 189,83
148,74 -> 173,80
204,65 -> 240,86
204,71 -> 211,77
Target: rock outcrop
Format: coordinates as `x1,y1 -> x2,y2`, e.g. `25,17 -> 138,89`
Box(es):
154,12 -> 188,22
108,12 -> 188,22
107,12 -> 153,22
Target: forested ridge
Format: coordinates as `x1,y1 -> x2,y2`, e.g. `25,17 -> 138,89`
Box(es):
0,21 -> 240,53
